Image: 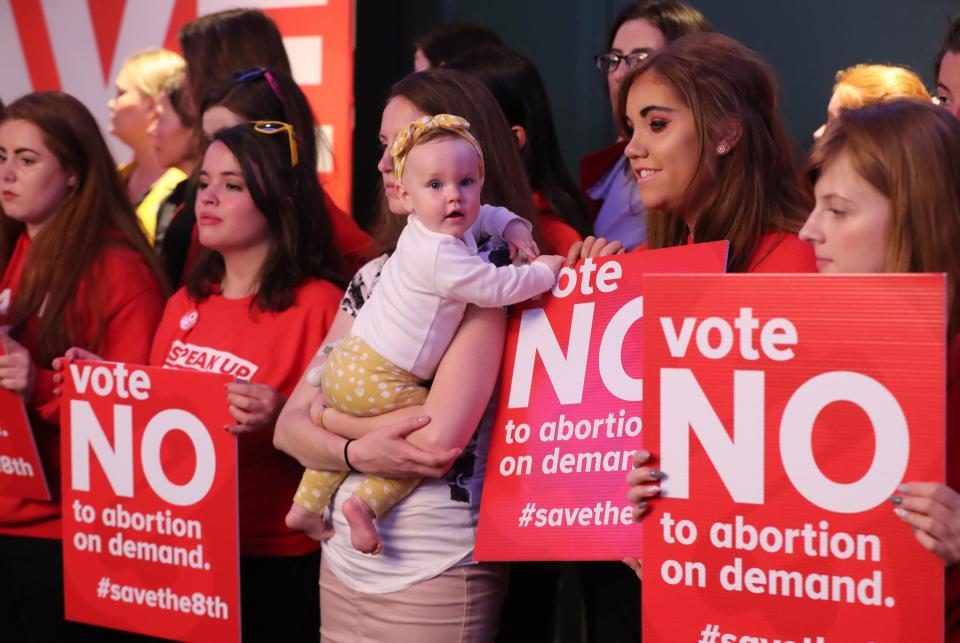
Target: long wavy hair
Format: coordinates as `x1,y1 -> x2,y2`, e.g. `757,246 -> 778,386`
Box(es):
617,33 -> 810,272
186,123 -> 344,311
0,92 -> 165,363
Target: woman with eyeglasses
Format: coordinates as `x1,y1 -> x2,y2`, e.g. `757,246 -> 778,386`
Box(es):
582,0 -> 710,253
0,91 -> 166,640
148,70 -> 202,249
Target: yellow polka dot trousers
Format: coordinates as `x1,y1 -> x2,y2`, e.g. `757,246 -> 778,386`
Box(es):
293,335 -> 428,518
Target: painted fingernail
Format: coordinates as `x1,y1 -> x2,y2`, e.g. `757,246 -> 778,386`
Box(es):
889,495 -> 903,506
646,485 -> 661,496
649,470 -> 665,480
897,483 -> 910,493
893,507 -> 908,519
636,502 -> 647,512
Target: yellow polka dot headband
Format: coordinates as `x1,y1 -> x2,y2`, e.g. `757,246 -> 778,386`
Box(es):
390,113 -> 485,183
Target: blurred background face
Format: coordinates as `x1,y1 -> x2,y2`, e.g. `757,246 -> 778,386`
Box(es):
606,19 -> 667,119
377,96 -> 427,214
150,93 -> 194,169
800,148 -> 891,274
937,50 -> 960,119
107,68 -> 155,146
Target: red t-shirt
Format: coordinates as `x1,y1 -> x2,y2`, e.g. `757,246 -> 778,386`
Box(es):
149,279 -> 341,557
638,232 -> 817,274
743,232 -> 817,273
0,231 -> 165,539
533,191 -> 583,257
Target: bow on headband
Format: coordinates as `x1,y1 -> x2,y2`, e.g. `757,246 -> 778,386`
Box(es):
390,114 -> 485,183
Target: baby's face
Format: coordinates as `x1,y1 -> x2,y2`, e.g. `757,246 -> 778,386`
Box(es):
396,136 -> 483,238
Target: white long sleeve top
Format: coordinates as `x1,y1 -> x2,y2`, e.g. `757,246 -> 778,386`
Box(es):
351,205 -> 556,380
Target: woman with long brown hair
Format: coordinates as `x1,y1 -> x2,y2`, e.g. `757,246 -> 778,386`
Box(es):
0,91 -> 166,640
275,69 -> 542,641
587,32 -> 817,273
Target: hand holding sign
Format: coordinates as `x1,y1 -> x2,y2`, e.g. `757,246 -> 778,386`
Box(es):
641,273 -> 945,643
895,482 -> 960,565
224,381 -> 285,434
0,331 -> 35,397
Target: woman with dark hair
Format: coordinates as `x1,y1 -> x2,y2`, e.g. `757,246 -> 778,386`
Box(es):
413,21 -> 503,71
583,0 -> 711,251
448,46 -> 589,248
148,122 -> 344,641
613,32 -> 815,273
178,8 -> 290,118
200,67 -> 373,273
275,68 -> 547,641
0,91 -> 166,640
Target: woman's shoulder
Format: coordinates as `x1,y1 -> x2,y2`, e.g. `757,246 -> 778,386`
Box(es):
295,277 -> 344,307
91,238 -> 164,295
748,232 -> 817,273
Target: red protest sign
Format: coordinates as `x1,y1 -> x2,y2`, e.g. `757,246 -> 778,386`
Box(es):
476,242 -> 729,561
61,361 -> 240,643
642,274 -> 945,643
0,344 -> 49,500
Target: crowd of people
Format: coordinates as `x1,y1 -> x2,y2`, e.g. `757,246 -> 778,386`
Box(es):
0,2 -> 958,642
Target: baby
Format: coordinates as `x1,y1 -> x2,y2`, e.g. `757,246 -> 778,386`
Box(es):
285,114 -> 563,553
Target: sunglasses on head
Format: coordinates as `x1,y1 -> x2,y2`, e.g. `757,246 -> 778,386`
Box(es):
231,67 -> 284,103
250,120 -> 299,167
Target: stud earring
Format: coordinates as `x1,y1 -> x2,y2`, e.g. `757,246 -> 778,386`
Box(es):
716,143 -> 728,155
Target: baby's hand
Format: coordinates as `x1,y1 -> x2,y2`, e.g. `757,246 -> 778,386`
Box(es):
503,219 -> 539,263
534,254 -> 564,274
